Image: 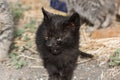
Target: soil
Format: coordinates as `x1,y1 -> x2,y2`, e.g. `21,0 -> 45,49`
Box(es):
0,0 -> 120,80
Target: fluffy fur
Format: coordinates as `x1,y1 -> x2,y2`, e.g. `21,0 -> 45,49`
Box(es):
61,0 -> 115,32
0,0 -> 14,61
36,8 -> 93,80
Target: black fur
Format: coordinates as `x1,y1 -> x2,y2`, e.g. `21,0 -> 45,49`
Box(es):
36,8 -> 93,80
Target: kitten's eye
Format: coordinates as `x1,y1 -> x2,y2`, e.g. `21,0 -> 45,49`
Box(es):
45,36 -> 48,40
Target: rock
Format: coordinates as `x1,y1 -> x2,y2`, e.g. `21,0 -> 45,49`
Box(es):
0,0 -> 14,61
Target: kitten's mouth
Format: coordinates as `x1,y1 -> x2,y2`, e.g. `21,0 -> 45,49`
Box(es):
50,49 -> 61,55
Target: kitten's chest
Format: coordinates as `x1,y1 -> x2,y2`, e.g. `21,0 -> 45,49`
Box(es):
50,54 -> 71,67
48,51 -> 78,66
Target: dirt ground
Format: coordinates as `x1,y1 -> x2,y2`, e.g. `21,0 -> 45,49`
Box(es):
0,0 -> 120,80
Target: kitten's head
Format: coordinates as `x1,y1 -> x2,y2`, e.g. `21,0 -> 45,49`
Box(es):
41,8 -> 80,55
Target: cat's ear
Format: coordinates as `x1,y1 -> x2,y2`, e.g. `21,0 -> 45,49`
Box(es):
68,12 -> 80,27
41,7 -> 52,21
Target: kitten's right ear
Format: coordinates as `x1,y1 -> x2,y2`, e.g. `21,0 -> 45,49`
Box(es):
68,12 -> 80,28
41,7 -> 52,21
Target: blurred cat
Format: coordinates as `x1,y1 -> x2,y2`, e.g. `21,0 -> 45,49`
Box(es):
0,0 -> 14,61
61,0 -> 115,32
36,8 -> 93,80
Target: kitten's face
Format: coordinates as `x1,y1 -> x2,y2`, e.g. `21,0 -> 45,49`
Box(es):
41,8 -> 80,55
44,24 -> 73,55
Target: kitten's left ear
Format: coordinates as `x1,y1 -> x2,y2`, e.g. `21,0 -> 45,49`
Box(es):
41,7 -> 53,21
68,12 -> 80,27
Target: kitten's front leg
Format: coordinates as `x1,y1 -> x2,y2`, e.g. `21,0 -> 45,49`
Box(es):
45,64 -> 61,80
61,64 -> 75,80
48,74 -> 61,80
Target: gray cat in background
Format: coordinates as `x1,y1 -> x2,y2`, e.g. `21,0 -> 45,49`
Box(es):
0,0 -> 14,61
61,0 -> 115,32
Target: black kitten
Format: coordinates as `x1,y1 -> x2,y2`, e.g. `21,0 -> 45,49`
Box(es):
36,8 -> 93,80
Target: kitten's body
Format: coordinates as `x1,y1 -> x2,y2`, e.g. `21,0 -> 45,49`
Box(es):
36,8 -> 93,80
0,0 -> 14,61
61,0 -> 115,32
